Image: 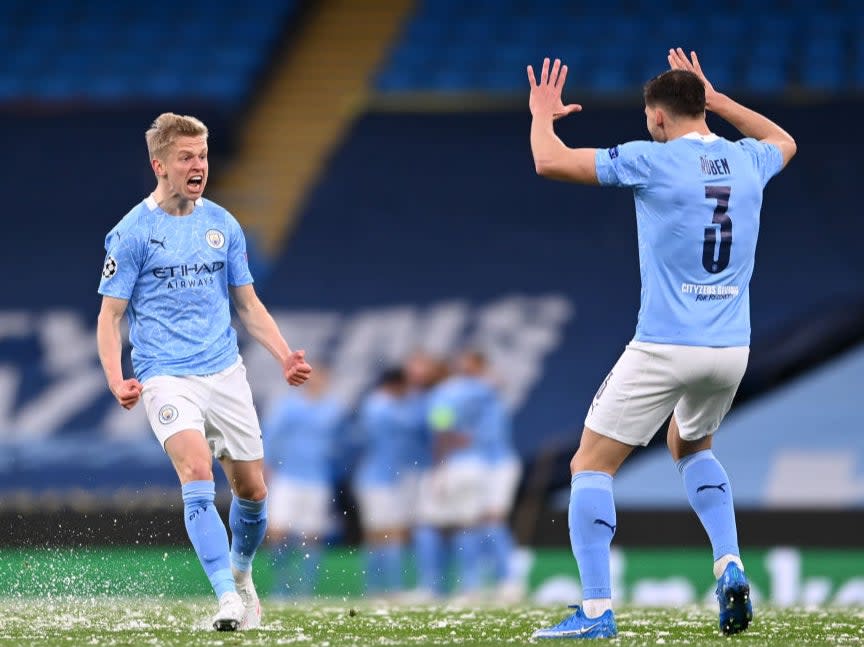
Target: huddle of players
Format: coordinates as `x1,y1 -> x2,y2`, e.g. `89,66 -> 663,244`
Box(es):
262,349 -> 522,601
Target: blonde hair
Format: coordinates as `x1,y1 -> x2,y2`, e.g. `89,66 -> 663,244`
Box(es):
145,112 -> 208,161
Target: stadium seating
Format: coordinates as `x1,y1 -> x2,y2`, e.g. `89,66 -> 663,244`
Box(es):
376,0 -> 864,94
0,0 -> 299,105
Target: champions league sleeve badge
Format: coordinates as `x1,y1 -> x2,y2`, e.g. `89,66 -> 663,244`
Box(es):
102,255 -> 118,279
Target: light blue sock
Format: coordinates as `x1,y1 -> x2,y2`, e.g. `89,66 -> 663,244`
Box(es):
229,495 -> 268,573
413,525 -> 445,594
452,527 -> 484,593
678,450 -> 740,560
380,542 -> 404,592
483,522 -> 515,582
182,480 -> 235,598
365,546 -> 385,594
569,471 -> 616,600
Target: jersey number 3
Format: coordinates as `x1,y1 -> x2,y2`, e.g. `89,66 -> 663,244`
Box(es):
702,185 -> 732,274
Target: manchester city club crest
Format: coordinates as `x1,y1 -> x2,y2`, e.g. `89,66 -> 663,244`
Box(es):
206,229 -> 225,249
158,404 -> 179,425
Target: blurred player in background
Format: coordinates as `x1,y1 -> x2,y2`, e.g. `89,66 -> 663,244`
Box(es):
96,113 -> 312,631
421,351 -> 504,601
527,50 -> 795,639
353,367 -> 414,597
403,350 -> 448,599
455,350 -> 523,602
263,366 -> 344,598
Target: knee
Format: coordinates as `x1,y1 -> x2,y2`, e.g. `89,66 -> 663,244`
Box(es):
234,483 -> 268,501
177,461 -> 213,484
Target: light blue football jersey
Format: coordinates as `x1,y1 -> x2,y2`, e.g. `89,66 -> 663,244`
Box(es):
98,196 -> 253,381
427,376 -> 502,463
482,390 -> 516,466
262,393 -> 345,483
354,391 -> 416,487
595,134 -> 784,346
405,390 -> 435,471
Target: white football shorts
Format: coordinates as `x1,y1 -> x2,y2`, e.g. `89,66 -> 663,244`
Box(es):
415,458 -> 487,528
584,340 -> 749,446
268,475 -> 331,537
355,477 -> 413,532
141,356 -> 264,461
484,457 -> 522,518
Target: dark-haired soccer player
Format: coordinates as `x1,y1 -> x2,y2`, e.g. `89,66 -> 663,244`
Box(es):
353,367 -> 415,597
96,113 -> 312,631
527,50 -> 796,639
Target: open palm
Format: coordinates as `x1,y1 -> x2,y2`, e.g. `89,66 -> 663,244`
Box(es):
527,57 -> 582,121
667,48 -> 719,110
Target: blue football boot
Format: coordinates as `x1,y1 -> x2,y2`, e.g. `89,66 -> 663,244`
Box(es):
715,562 -> 753,635
532,605 -> 617,640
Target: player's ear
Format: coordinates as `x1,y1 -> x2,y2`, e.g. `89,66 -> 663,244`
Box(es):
151,157 -> 166,178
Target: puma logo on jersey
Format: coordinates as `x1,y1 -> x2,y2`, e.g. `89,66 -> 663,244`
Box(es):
150,237 -> 167,249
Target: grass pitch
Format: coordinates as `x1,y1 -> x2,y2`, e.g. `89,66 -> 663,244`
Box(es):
0,599 -> 861,647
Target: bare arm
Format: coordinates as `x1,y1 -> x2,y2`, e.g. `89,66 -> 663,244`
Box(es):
97,296 -> 142,409
669,48 -> 797,168
230,284 -> 312,386
527,58 -> 599,184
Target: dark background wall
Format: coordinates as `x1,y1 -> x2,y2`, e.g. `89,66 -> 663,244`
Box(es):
3,100 -> 860,457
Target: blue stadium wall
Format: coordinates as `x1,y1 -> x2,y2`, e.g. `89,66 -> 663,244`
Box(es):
1,100 -> 862,497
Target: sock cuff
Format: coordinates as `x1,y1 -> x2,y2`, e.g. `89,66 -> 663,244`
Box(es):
181,480 -> 215,504
232,495 -> 267,514
676,449 -> 716,474
571,471 -> 613,492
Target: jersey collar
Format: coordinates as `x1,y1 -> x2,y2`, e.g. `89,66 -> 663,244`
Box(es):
681,131 -> 720,142
144,194 -> 204,211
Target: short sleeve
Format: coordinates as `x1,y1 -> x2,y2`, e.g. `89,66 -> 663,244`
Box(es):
736,138 -> 784,187
98,227 -> 143,299
226,215 -> 254,287
594,141 -> 655,188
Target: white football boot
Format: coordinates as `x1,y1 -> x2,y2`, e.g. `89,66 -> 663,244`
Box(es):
233,566 -> 262,630
211,591 -> 244,631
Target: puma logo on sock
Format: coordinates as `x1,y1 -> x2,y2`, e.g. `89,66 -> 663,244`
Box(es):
593,519 -> 616,533
697,483 -> 727,493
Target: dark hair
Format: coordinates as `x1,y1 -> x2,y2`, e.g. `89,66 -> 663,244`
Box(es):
376,366 -> 406,388
643,69 -> 705,118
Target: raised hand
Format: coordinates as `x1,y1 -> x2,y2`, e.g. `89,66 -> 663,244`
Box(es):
527,57 -> 583,121
111,378 -> 143,410
667,48 -> 719,110
283,349 -> 312,386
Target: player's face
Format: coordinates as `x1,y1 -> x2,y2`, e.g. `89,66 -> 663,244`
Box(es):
405,353 -> 437,388
158,136 -> 208,200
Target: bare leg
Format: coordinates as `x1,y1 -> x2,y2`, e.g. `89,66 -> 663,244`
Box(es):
165,430 -> 235,603
164,429 -> 214,483
570,427 -> 636,476
666,415 -> 712,462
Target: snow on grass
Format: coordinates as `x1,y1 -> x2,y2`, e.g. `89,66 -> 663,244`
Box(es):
0,599 -> 861,646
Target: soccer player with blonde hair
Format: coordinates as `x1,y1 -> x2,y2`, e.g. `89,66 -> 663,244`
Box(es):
97,113 -> 312,631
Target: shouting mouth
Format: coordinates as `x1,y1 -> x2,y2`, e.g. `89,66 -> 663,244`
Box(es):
187,175 -> 204,192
